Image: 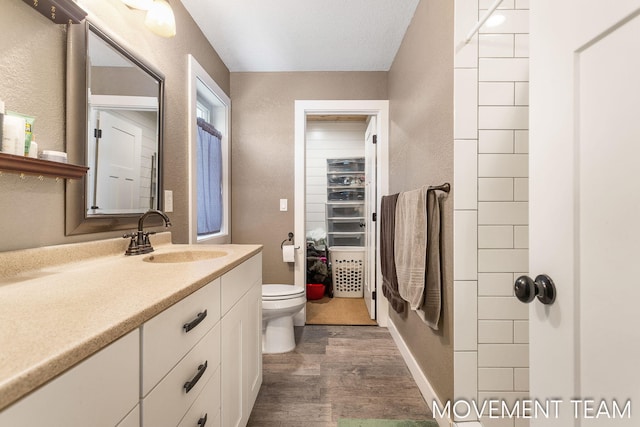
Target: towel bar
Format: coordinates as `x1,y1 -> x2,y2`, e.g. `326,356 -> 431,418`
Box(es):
429,183 -> 451,193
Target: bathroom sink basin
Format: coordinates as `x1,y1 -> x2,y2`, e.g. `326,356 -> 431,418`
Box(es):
142,250 -> 228,263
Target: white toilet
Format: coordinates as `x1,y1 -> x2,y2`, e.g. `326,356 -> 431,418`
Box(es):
261,284 -> 306,354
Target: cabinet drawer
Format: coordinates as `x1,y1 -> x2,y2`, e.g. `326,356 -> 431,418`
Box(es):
177,369 -> 221,427
0,330 -> 139,427
327,218 -> 363,233
326,158 -> 364,172
142,279 -> 220,396
142,324 -> 220,427
326,202 -> 364,218
221,253 -> 261,315
327,233 -> 365,247
328,188 -> 364,201
327,173 -> 364,187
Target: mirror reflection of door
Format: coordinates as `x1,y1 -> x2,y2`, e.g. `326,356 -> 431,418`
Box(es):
93,110 -> 142,212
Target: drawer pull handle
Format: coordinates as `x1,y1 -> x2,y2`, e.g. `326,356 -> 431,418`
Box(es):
183,310 -> 208,333
197,413 -> 208,427
184,360 -> 208,393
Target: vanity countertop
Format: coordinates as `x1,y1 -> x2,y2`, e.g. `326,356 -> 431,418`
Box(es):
0,235 -> 262,411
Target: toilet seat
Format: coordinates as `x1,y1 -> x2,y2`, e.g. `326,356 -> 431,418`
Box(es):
262,284 -> 305,301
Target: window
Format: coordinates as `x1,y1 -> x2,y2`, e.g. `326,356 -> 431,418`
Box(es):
188,55 -> 230,243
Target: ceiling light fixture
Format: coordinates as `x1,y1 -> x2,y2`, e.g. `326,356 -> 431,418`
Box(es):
121,0 -> 153,10
144,0 -> 177,38
121,0 -> 176,38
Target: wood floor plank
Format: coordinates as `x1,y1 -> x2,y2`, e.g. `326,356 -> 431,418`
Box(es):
247,325 -> 434,426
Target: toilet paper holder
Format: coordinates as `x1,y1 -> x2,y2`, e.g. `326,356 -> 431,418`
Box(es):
280,232 -> 300,249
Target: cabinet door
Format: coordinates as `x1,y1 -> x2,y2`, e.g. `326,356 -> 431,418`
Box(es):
221,302 -> 244,427
243,282 -> 262,413
0,330 -> 139,427
220,254 -> 262,427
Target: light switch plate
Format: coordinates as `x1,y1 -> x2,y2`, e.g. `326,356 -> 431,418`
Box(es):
164,190 -> 173,212
279,198 -> 288,211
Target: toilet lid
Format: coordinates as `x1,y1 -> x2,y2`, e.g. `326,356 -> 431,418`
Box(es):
262,284 -> 305,300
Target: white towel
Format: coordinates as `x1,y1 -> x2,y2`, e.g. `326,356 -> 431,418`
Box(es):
394,187 -> 427,310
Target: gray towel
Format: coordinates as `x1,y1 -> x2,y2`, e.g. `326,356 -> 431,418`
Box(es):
417,189 -> 443,330
380,194 -> 405,313
394,187 -> 428,310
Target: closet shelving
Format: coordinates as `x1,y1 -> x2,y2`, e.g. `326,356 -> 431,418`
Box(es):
325,158 -> 365,247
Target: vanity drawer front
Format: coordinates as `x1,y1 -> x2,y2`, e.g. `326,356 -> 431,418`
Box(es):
221,253 -> 262,315
142,279 -> 221,396
177,369 -> 221,427
142,323 -> 220,427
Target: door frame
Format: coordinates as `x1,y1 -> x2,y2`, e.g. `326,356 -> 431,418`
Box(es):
294,100 -> 389,327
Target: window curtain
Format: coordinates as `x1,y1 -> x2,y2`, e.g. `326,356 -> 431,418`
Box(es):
196,117 -> 222,235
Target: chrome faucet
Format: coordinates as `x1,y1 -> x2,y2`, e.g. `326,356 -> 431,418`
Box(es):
124,209 -> 172,256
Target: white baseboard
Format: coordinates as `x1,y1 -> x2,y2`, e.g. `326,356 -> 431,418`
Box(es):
387,318 -> 453,427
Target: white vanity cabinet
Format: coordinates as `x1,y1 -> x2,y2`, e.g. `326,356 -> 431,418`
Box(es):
141,278 -> 221,427
0,248 -> 262,427
220,254 -> 262,427
0,330 -> 140,427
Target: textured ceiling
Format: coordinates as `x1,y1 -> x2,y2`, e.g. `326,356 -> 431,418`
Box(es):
181,0 -> 420,72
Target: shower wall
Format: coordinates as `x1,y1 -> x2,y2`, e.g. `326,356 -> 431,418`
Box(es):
453,1 -> 530,426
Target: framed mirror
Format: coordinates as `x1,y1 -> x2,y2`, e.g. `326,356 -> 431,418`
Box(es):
66,21 -> 164,235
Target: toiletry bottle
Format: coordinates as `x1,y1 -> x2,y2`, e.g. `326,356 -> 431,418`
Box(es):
29,135 -> 38,158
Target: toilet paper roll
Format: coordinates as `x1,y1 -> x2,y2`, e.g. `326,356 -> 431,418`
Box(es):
282,245 -> 295,263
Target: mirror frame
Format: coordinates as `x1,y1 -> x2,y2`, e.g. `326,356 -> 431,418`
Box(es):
66,21 -> 165,235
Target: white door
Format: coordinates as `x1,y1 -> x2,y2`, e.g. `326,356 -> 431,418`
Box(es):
95,110 -> 142,211
364,117 -> 377,319
530,2 -> 640,425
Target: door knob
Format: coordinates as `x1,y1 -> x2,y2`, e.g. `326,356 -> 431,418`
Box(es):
514,274 -> 556,305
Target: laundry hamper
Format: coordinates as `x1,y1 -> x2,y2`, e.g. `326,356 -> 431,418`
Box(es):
329,246 -> 365,298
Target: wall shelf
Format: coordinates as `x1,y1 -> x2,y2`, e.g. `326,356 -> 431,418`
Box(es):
22,0 -> 87,25
0,153 -> 88,180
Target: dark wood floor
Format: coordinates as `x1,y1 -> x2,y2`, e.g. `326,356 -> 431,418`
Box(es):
247,325 -> 433,427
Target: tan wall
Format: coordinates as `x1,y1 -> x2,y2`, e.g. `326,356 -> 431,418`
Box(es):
230,72 -> 387,283
0,0 -> 228,252
388,0 -> 455,402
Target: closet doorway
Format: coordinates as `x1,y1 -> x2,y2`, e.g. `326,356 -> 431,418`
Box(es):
293,100 -> 389,327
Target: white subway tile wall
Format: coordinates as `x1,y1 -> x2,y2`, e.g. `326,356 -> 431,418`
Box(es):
454,140 -> 479,209
455,69 -> 479,139
454,211 -> 479,280
478,225 -> 513,248
454,2 -> 529,426
479,34 -> 516,58
478,367 -> 514,390
479,82 -> 515,106
479,130 -> 514,153
478,273 -> 514,296
454,351 -> 479,422
454,281 -> 479,351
